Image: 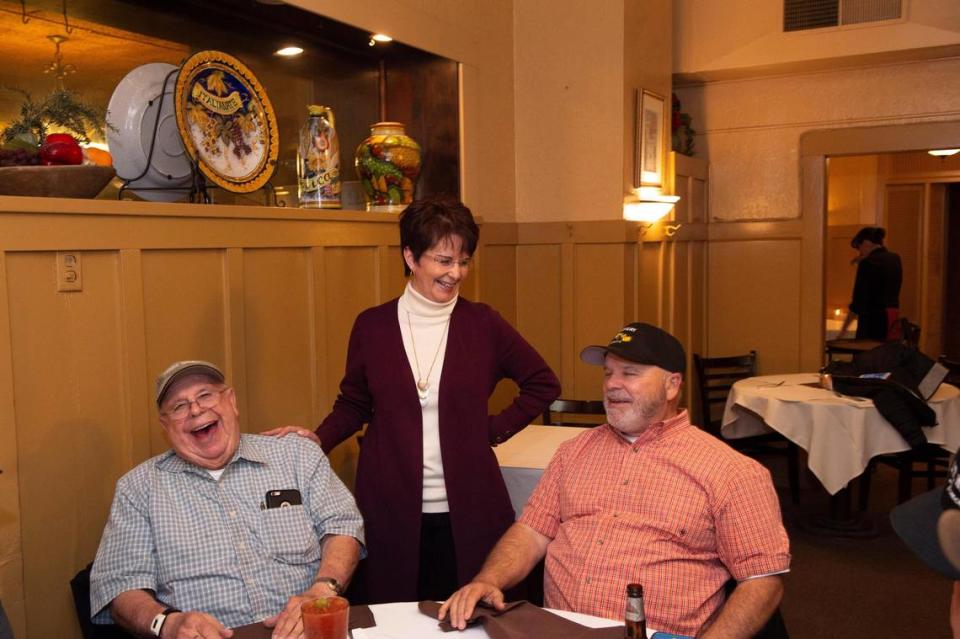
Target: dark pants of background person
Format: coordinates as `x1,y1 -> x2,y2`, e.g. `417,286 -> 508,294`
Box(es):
0,599 -> 13,639
417,512 -> 459,601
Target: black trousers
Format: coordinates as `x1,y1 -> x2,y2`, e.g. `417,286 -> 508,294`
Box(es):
417,512 -> 459,601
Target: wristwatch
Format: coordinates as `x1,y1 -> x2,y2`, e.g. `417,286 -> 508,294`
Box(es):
149,607 -> 180,637
314,576 -> 343,595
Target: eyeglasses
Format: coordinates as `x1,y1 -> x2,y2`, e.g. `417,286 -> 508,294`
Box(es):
423,252 -> 472,269
161,387 -> 228,421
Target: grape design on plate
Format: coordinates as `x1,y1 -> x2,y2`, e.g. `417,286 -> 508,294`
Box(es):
174,50 -> 278,193
183,69 -> 266,178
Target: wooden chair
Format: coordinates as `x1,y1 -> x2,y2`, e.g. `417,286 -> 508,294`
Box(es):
693,351 -> 801,505
941,355 -> 960,386
857,353 -> 955,509
542,399 -> 606,426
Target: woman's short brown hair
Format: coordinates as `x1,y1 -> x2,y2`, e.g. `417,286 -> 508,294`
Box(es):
399,196 -> 479,275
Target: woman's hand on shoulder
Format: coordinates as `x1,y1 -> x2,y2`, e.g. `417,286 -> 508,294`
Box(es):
261,425 -> 322,447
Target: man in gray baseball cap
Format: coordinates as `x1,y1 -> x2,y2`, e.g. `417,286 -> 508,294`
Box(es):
91,360 -> 365,639
441,323 -> 789,638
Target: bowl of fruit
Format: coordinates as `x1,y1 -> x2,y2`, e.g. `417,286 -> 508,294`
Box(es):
0,133 -> 115,198
0,88 -> 115,198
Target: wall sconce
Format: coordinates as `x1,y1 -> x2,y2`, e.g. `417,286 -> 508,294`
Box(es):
928,148 -> 960,157
622,189 -> 680,224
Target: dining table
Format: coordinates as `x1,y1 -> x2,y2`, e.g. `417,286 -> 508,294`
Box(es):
230,601 -> 626,638
495,425 -> 591,516
721,372 -> 960,535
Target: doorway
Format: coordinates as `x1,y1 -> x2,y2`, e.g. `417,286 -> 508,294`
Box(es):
824,150 -> 960,356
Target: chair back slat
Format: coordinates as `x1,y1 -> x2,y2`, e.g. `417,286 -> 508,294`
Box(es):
693,350 -> 757,435
543,398 -> 606,426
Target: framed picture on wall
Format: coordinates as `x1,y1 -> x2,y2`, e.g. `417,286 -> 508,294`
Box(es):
635,89 -> 665,188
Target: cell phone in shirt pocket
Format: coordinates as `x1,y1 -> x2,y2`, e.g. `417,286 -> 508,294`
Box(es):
265,489 -> 302,509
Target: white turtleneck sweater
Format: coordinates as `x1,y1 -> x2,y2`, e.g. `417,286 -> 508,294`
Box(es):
397,282 -> 456,513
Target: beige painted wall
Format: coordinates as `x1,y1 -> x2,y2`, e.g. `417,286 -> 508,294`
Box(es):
674,0 -> 960,78
675,56 -> 960,222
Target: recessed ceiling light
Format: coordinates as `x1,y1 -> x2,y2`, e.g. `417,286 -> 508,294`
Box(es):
368,33 -> 393,46
928,149 -> 960,157
275,46 -> 304,57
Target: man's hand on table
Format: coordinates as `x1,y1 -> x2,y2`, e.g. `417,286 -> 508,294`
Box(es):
263,581 -> 338,639
261,425 -> 322,447
438,581 -> 506,630
162,611 -> 233,639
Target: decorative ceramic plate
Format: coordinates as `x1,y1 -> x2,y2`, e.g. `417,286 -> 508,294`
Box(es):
174,50 -> 278,193
106,62 -> 192,202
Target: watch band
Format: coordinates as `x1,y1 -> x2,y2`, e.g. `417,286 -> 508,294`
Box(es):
149,607 -> 180,637
314,576 -> 342,595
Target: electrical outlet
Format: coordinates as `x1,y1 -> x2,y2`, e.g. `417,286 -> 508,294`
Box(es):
57,252 -> 82,292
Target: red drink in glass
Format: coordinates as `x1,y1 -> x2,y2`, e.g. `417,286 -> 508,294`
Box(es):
301,596 -> 349,639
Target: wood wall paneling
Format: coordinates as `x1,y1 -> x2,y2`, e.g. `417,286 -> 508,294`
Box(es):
478,244 -> 521,413
573,244 -> 626,400
7,251 -> 128,639
516,244 -> 563,390
885,184 -> 924,324
141,250 -> 228,456
321,247 -> 382,486
708,239 -> 803,375
242,249 -> 315,433
0,253 -> 25,639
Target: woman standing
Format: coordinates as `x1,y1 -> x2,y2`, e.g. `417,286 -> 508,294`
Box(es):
272,197 -> 559,603
838,226 -> 903,341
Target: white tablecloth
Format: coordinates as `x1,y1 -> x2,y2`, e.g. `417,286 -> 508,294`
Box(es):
495,425 -> 591,516
352,601 -> 621,639
721,373 -> 960,494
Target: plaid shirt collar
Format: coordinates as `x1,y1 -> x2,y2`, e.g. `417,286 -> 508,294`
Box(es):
156,435 -> 268,476
603,409 -> 690,447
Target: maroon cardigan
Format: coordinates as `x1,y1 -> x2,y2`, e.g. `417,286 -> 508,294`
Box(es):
316,296 -> 560,603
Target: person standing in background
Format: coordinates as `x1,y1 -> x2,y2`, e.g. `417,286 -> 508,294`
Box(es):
838,226 -> 903,341
267,196 -> 560,604
0,600 -> 13,639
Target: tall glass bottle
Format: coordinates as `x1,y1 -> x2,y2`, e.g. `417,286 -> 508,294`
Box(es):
297,105 -> 341,208
625,583 -> 646,639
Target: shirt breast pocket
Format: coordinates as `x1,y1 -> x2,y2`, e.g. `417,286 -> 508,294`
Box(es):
259,505 -> 322,565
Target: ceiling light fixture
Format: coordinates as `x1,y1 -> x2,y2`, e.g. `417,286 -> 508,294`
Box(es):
928,148 -> 960,157
369,33 -> 393,46
275,46 -> 304,57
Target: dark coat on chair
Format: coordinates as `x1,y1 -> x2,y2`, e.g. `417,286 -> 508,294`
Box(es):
315,296 -> 560,603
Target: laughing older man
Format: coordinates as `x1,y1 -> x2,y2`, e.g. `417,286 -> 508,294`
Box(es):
440,324 -> 790,638
90,361 -> 364,639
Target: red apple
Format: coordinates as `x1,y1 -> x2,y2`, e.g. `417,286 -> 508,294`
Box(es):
39,141 -> 84,165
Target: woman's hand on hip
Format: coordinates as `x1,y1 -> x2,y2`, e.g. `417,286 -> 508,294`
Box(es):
261,425 -> 322,447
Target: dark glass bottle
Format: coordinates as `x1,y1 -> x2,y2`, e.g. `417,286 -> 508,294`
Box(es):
625,583 -> 647,639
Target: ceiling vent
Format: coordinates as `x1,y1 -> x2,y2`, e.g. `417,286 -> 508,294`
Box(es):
784,0 -> 902,32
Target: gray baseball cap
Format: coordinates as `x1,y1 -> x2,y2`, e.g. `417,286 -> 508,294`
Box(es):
155,360 -> 224,405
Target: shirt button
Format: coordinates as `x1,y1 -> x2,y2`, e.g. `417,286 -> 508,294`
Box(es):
613,513 -> 619,518
597,539 -> 604,545
238,542 -> 246,551
622,479 -> 630,485
229,511 -> 237,518
585,577 -> 592,584
632,448 -> 639,453
246,578 -> 256,587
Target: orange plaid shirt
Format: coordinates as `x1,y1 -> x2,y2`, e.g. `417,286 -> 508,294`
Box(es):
519,410 -> 790,636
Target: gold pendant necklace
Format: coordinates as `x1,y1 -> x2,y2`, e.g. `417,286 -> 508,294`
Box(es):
407,311 -> 451,406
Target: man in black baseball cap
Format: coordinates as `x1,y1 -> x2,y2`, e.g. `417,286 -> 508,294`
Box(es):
440,322 -> 789,637
580,322 -> 686,373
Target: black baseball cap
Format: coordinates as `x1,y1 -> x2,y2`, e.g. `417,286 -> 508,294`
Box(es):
580,322 -> 686,373
891,448 -> 960,580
